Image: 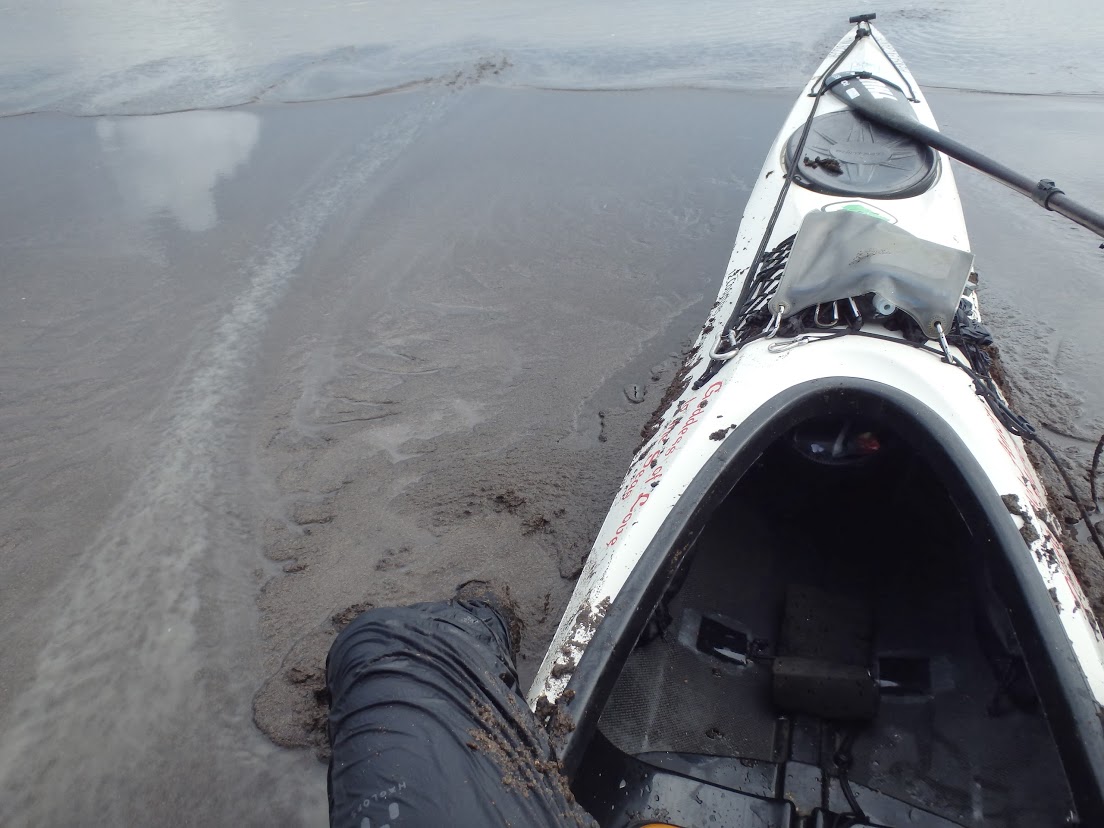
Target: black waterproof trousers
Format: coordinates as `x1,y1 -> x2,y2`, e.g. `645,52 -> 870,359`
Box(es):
326,600 -> 597,828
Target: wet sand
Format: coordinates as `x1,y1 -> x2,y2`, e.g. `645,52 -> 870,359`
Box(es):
245,87 -> 791,760
1,80 -> 1103,825
0,84 -> 781,824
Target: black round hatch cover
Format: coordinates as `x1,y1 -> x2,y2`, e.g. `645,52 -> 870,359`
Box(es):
784,110 -> 938,199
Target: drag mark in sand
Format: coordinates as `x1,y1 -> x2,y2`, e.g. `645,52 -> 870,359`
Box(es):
0,93 -> 455,824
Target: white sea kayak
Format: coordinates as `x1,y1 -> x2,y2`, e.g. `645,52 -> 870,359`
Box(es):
529,14 -> 1104,828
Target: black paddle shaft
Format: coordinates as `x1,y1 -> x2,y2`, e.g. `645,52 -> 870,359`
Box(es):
830,72 -> 1104,241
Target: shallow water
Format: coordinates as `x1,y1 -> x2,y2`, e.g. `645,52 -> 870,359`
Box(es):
1,2 -> 1102,825
2,0 -> 1103,116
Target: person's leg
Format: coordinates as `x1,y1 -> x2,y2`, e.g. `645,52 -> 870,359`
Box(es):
326,600 -> 595,828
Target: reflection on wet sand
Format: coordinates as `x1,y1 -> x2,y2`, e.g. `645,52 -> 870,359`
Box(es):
97,110 -> 260,231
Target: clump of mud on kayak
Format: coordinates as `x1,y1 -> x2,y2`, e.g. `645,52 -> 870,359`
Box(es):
637,350 -> 702,450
